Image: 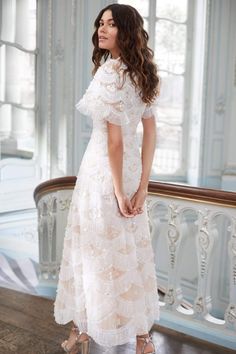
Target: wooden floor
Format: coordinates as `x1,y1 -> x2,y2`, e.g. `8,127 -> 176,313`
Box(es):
0,287 -> 234,354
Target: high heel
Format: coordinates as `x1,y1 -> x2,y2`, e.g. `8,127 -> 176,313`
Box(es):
137,334 -> 155,354
61,326 -> 90,354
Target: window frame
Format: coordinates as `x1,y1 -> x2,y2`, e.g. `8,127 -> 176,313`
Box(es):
149,0 -> 194,183
0,0 -> 38,159
118,0 -> 195,183
0,0 -> 40,213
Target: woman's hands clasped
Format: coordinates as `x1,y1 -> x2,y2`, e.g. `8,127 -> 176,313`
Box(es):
131,188 -> 147,216
115,188 -> 147,218
115,193 -> 134,218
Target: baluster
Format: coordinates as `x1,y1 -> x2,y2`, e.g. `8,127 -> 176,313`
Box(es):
164,203 -> 183,309
225,217 -> 236,330
194,209 -> 217,319
48,195 -> 57,277
37,194 -> 57,280
38,200 -> 49,279
57,191 -> 72,273
37,201 -> 44,274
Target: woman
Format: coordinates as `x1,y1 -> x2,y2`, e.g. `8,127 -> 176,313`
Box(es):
54,4 -> 160,354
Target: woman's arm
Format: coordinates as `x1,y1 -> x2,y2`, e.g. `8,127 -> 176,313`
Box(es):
140,116 -> 157,190
107,121 -> 133,217
131,116 -> 156,214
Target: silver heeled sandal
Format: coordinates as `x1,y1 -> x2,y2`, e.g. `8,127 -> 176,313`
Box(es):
61,326 -> 90,354
137,335 -> 155,354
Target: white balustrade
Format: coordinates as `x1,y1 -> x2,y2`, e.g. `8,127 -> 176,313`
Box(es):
35,178 -> 236,348
34,177 -> 75,296
148,188 -> 236,350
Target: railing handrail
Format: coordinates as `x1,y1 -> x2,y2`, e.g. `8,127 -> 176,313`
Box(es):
34,176 -> 76,204
149,181 -> 236,207
34,177 -> 236,208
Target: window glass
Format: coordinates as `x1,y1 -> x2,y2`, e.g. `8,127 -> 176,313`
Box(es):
156,0 -> 188,22
0,0 -> 37,160
152,72 -> 184,175
155,21 -> 186,74
0,104 -> 34,158
1,46 -> 35,106
115,0 -> 189,178
1,0 -> 36,50
118,0 -> 149,17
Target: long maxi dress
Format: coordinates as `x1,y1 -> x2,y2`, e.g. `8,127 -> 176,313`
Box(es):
54,57 -> 159,347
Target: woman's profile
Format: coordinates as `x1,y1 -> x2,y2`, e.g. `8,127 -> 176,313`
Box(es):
54,3 -> 160,354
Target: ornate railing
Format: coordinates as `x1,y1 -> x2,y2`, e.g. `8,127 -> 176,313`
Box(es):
34,177 -> 76,281
34,178 -> 236,349
148,181 -> 236,350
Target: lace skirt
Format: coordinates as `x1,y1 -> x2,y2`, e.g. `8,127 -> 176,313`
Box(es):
54,142 -> 159,347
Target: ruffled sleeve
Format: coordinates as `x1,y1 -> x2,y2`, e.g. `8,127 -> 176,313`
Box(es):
75,59 -> 131,126
142,99 -> 158,120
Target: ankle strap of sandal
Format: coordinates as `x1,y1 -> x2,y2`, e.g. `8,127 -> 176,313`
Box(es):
72,327 -> 89,341
137,335 -> 154,353
137,335 -> 152,343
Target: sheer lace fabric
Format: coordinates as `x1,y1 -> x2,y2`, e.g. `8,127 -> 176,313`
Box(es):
54,58 -> 159,347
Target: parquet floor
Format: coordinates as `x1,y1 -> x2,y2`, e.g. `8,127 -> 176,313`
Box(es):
0,287 -> 234,354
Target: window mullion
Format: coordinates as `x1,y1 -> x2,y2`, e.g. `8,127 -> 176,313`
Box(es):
182,0 -> 195,177
0,100 -> 36,111
148,0 -> 156,51
0,39 -> 38,55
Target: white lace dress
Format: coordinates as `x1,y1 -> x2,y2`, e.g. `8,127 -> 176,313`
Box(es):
54,57 -> 159,347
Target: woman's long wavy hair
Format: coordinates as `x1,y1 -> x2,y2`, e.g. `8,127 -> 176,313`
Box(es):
92,4 -> 160,104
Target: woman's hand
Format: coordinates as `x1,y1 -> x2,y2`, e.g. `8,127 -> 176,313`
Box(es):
115,192 -> 134,218
130,188 -> 147,216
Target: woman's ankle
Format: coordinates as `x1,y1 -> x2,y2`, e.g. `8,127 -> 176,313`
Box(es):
137,333 -> 149,339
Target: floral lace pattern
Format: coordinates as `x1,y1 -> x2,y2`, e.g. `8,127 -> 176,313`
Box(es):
54,58 -> 159,347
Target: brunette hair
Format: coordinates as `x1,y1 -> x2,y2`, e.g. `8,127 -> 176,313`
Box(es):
92,4 -> 160,104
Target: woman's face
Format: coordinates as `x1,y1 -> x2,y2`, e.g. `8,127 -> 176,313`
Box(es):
98,10 -> 120,58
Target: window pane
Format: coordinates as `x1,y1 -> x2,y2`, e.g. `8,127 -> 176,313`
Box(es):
0,104 -> 11,138
0,0 -> 36,160
158,72 -> 184,124
152,124 -> 182,175
1,0 -> 37,50
155,20 -> 186,74
118,0 -> 149,17
153,72 -> 184,175
0,45 -> 35,107
0,0 -> 16,43
0,104 -> 34,159
143,18 -> 148,33
156,0 -> 188,22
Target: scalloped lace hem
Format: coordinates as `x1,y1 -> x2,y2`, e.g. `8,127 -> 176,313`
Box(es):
54,314 -> 158,347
